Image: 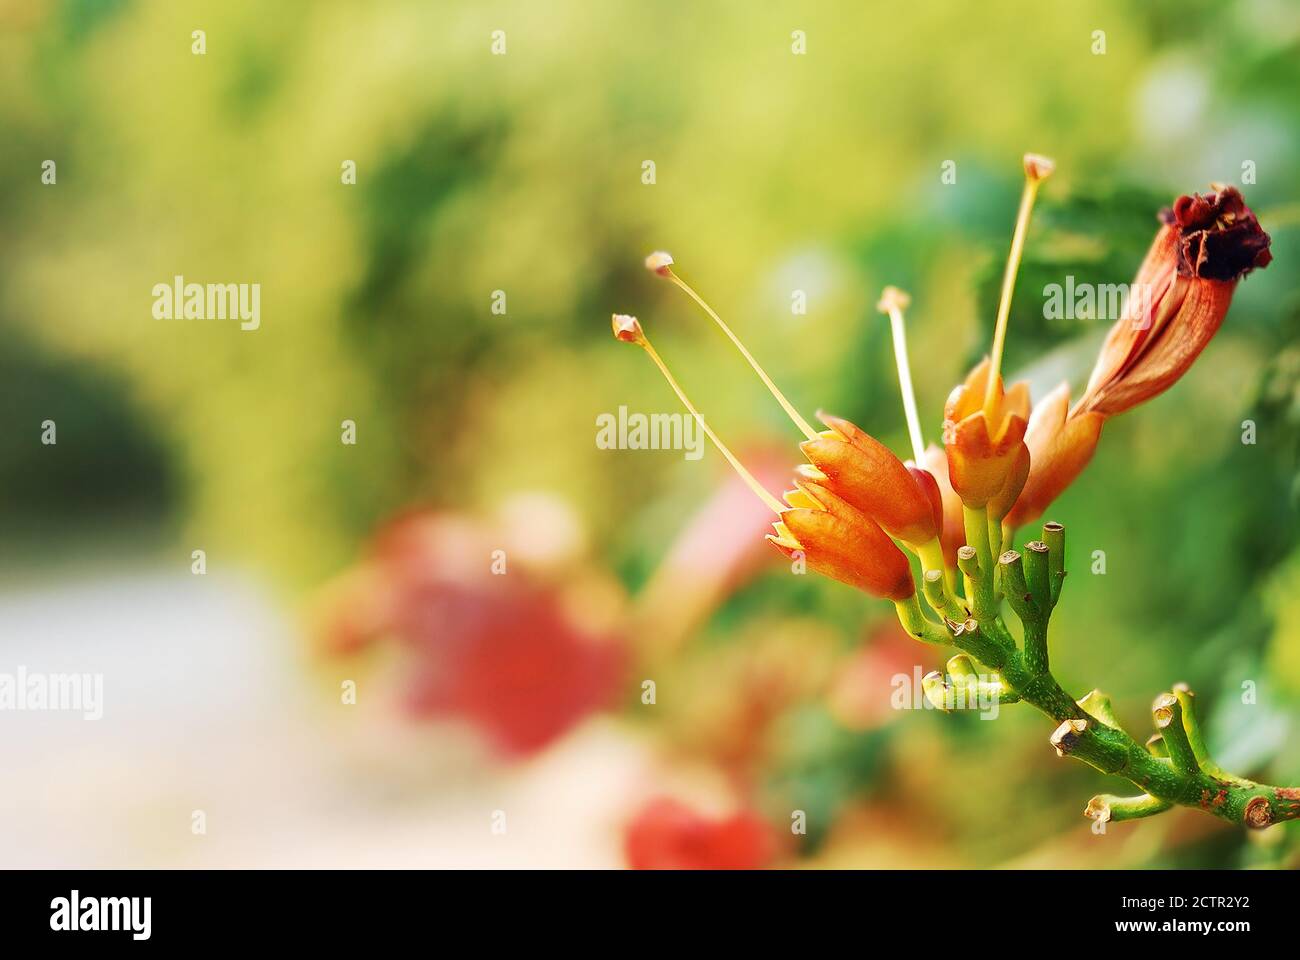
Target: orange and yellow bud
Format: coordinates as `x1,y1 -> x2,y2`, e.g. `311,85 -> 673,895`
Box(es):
942,358 -> 1031,509
986,442 -> 1030,522
800,412 -> 940,545
1005,383 -> 1104,529
905,461 -> 945,540
920,442 -> 966,566
767,481 -> 915,601
1078,186 -> 1271,417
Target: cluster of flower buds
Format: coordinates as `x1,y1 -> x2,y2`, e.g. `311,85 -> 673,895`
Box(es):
613,158 -> 1271,621
612,160 -> 1286,828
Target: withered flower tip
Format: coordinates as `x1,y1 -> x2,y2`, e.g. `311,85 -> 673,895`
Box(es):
1166,185 -> 1271,282
644,251 -> 675,276
1077,184 -> 1272,418
611,313 -> 645,344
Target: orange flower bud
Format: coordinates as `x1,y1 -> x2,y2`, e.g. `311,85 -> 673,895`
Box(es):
798,412 -> 939,545
987,442 -> 1030,522
768,481 -> 915,601
919,443 -> 965,566
905,461 -> 945,540
1078,186 -> 1271,417
1005,383 -> 1104,529
942,358 -> 1030,508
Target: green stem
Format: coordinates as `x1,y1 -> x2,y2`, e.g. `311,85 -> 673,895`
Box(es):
1173,684 -> 1252,786
998,549 -> 1037,625
923,668 -> 1021,712
1152,693 -> 1200,777
1086,793 -> 1172,824
1077,689 -> 1122,728
1042,521 -> 1065,608
922,569 -> 967,623
1023,540 -> 1051,613
898,519 -> 1300,829
962,505 -> 997,618
893,594 -> 952,647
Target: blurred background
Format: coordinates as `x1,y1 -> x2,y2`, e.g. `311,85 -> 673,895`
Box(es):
1,0 -> 1298,868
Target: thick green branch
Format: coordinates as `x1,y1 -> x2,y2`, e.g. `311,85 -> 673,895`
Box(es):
896,519 -> 1300,830
962,506 -> 997,618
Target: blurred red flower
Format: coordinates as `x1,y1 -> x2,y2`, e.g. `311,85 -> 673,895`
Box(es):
623,797 -> 777,870
317,511 -> 626,758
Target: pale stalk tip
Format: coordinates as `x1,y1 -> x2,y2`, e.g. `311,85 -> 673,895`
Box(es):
611,313 -> 645,344
1023,153 -> 1055,182
644,251 -> 674,276
876,285 -> 911,314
